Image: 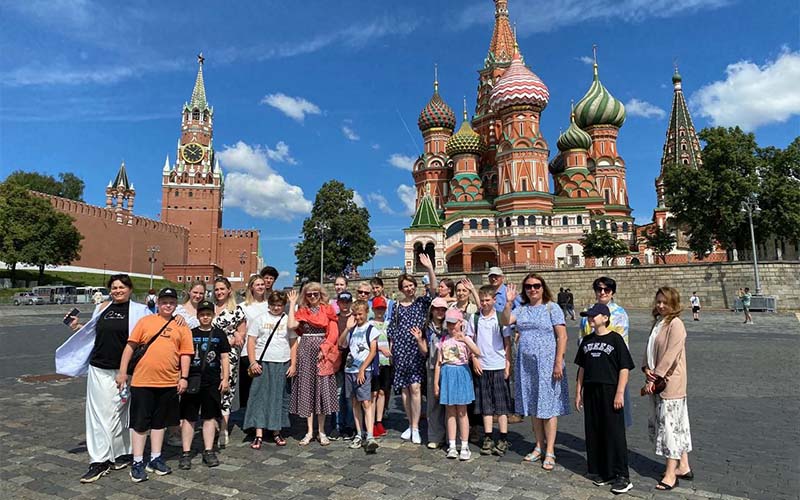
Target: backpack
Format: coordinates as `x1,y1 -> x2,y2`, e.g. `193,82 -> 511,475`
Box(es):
348,324 -> 380,376
147,297 -> 155,309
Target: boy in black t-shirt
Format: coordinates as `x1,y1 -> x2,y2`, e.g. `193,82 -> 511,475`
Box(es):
178,300 -> 230,469
575,303 -> 635,494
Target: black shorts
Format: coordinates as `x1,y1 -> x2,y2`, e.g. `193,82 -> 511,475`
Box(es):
179,384 -> 222,421
371,365 -> 394,395
130,386 -> 179,433
692,306 -> 700,313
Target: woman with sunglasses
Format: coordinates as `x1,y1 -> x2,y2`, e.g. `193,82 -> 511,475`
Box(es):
579,277 -> 632,427
501,274 -> 569,471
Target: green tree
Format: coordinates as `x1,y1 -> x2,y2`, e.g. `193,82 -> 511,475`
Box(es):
23,209 -> 83,282
4,170 -> 85,201
580,229 -> 630,266
757,137 -> 800,247
294,180 -> 376,281
644,226 -> 677,264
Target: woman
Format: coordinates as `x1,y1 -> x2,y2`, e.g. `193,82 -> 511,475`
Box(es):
643,287 -> 692,491
501,274 -> 569,471
287,282 -> 340,445
176,281 -> 207,329
387,253 -> 437,444
238,275 -> 269,414
451,279 -> 479,316
211,277 -> 247,448
437,278 -> 457,305
330,276 -> 348,314
61,274 -> 152,483
579,276 -> 632,427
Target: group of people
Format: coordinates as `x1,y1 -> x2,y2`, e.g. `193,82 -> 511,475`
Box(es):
56,259 -> 694,494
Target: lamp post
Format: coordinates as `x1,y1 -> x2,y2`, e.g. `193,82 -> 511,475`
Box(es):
147,245 -> 160,290
315,221 -> 329,282
741,194 -> 762,295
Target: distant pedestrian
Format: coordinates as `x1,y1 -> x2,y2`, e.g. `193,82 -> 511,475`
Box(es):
557,288 -> 568,318
690,292 -> 701,321
738,287 -> 753,324
565,289 -> 576,321
92,289 -> 105,305
145,289 -> 158,314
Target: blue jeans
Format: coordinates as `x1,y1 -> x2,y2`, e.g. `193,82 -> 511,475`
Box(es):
335,371 -> 354,430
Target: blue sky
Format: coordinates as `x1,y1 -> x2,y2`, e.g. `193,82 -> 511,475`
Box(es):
1,0 -> 798,288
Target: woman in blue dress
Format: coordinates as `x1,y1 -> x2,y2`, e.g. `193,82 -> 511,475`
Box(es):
501,273 -> 569,471
387,253 -> 437,445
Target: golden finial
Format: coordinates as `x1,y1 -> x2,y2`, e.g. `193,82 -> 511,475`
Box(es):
463,97 -> 468,121
433,63 -> 439,93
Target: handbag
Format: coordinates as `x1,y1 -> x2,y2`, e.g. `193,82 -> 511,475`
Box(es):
127,316 -> 173,375
186,329 -> 215,395
248,314 -> 285,378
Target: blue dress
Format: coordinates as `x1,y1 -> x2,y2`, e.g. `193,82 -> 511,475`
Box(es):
514,303 -> 570,419
388,294 -> 432,390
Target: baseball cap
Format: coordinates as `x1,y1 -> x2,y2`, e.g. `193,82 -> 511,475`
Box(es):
445,308 -> 463,323
158,287 -> 178,299
337,291 -> 353,302
372,296 -> 387,309
431,297 -> 449,309
580,303 -> 611,318
487,267 -> 504,278
197,300 -> 215,313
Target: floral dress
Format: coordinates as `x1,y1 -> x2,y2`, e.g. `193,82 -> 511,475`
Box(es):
388,294 -> 432,390
214,305 -> 246,415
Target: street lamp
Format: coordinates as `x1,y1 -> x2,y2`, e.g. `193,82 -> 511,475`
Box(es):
741,194 -> 762,295
147,246 -> 160,290
315,221 -> 329,282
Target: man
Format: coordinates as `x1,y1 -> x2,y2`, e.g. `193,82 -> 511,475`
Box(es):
739,287 -> 753,324
557,287 -> 568,318
259,266 -> 279,292
565,288 -> 576,321
690,292 -> 701,321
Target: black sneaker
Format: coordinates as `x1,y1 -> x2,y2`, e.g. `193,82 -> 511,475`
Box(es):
480,436 -> 494,455
328,428 -> 342,441
111,454 -> 132,470
592,477 -> 614,486
342,428 -> 356,441
202,450 -> 219,468
79,462 -> 110,483
129,460 -> 148,483
178,452 -> 192,470
492,438 -> 509,456
610,477 -> 633,494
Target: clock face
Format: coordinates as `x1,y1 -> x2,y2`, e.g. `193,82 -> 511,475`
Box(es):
182,143 -> 204,164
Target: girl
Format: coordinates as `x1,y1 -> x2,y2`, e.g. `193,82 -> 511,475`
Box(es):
176,281 -> 207,329
239,275 -> 269,413
434,309 -> 481,461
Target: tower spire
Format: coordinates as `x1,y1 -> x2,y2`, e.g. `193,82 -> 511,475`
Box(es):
463,96 -> 468,121
434,64 -> 439,93
592,44 -> 599,78
190,52 -> 208,110
486,0 -> 515,66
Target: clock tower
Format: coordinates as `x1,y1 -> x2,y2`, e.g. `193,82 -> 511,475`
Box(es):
161,54 -> 224,267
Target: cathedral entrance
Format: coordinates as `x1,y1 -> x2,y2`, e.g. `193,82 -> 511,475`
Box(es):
413,241 -> 436,273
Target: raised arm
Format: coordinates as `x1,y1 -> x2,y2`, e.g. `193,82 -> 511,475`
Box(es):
461,278 -> 481,307
419,253 -> 437,295
500,283 -> 518,326
286,289 -> 299,330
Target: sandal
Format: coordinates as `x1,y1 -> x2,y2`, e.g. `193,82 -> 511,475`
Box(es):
676,469 -> 694,480
298,433 -> 314,446
273,434 -> 287,447
655,479 -> 678,490
250,436 -> 262,450
318,433 -> 331,446
523,447 -> 544,462
542,453 -> 556,471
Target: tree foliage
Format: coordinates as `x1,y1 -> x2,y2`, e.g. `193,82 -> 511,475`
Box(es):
757,137 -> 800,245
644,226 -> 677,264
0,182 -> 83,282
294,180 -> 376,282
580,229 -> 630,266
4,170 -> 85,201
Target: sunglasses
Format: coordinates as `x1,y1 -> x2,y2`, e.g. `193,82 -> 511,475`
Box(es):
305,292 -> 320,297
594,286 -> 612,294
357,290 -> 370,295
523,283 -> 543,290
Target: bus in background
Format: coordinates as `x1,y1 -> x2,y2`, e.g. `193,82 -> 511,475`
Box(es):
75,287 -> 109,304
32,285 -> 78,304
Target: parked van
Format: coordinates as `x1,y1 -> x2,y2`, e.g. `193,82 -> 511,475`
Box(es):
32,285 -> 78,304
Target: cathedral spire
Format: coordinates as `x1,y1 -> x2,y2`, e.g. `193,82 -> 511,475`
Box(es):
189,53 -> 209,111
486,0 -> 515,67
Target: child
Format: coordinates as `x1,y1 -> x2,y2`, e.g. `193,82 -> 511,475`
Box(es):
369,296 -> 392,438
472,285 -> 513,456
410,297 -> 448,449
116,288 -> 194,483
178,300 -> 230,469
575,303 -> 635,494
434,309 -> 481,461
332,291 -> 356,440
339,300 -> 379,453
244,291 -> 297,448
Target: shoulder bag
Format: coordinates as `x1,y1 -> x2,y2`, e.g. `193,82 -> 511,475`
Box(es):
186,329 -> 216,395
248,313 -> 285,378
127,316 -> 173,375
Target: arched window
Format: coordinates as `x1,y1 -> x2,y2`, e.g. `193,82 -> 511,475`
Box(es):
203,111 -> 209,122
622,222 -> 629,232
481,219 -> 489,229
577,215 -> 583,225
498,218 -> 504,228
600,220 -> 607,229
562,216 -> 568,226
566,245 -> 574,256
517,215 -> 525,226
505,217 -> 511,227
469,219 -> 478,230
528,215 -> 536,226
611,222 -> 618,232
192,109 -> 200,121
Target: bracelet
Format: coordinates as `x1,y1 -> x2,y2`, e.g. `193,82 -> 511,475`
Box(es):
180,376 -> 188,380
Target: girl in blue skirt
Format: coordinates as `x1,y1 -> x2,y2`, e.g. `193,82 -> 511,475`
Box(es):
434,309 -> 481,461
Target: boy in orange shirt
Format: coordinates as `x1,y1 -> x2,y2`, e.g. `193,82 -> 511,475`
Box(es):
117,288 -> 194,483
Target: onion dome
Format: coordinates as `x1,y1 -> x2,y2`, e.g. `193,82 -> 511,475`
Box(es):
573,61 -> 625,128
446,104 -> 486,157
557,109 -> 592,151
418,70 -> 456,131
489,47 -> 550,111
672,68 -> 682,84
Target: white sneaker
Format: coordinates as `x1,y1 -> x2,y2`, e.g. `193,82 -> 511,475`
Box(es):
446,447 -> 458,459
459,448 -> 472,461
349,436 -> 363,449
217,428 -> 229,449
400,428 -> 412,440
411,429 -> 422,444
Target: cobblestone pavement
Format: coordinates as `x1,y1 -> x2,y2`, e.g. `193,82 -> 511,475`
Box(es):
0,308 -> 797,500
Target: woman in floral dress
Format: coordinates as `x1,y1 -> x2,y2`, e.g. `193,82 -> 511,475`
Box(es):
387,253 -> 437,445
501,274 -> 569,471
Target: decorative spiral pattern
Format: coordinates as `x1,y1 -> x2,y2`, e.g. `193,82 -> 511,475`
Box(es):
573,66 -> 625,128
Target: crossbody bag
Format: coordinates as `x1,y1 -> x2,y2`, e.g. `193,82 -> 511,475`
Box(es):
127,316 -> 173,375
248,313 -> 285,378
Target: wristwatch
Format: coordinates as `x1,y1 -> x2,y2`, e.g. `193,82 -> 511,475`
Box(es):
180,376 -> 188,381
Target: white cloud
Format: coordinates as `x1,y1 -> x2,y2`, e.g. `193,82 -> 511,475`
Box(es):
352,191 -> 365,208
577,56 -> 594,65
371,144 -> 381,150
279,270 -> 291,277
260,93 -> 321,123
342,124 -> 360,141
265,141 -> 297,164
376,240 -> 404,256
691,49 -> 800,131
367,193 -> 395,214
396,184 -> 417,216
625,98 -> 666,119
388,153 -> 415,171
217,141 -> 312,220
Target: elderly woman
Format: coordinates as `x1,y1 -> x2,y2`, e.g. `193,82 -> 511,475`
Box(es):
501,274 -> 569,471
287,281 -> 340,445
579,276 -> 632,427
387,253 -> 437,445
59,274 -> 152,483
643,287 -> 693,491
211,277 -> 247,448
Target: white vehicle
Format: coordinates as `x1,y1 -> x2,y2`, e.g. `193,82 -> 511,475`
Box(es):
75,287 -> 109,304
31,285 -> 78,304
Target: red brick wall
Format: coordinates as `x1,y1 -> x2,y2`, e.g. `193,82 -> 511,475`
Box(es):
217,230 -> 260,280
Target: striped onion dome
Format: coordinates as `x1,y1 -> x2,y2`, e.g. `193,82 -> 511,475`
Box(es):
446,110 -> 486,157
489,48 -> 549,111
557,111 -> 592,151
418,81 -> 456,131
573,63 -> 625,128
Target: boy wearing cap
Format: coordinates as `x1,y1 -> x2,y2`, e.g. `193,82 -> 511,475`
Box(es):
369,296 -> 392,437
574,303 -> 635,494
178,300 -> 230,470
116,288 -> 194,483
332,291 -> 356,440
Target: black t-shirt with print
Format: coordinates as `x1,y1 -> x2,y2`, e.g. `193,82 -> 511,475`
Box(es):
89,301 -> 130,369
574,332 -> 635,386
190,326 -> 232,386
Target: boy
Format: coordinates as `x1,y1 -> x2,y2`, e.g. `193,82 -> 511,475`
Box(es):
332,291 -> 356,440
575,303 -> 635,494
369,296 -> 392,437
116,288 -> 194,483
178,300 -> 230,470
472,285 -> 513,456
690,292 -> 701,321
339,300 -> 379,453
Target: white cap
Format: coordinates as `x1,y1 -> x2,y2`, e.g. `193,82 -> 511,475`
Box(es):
487,267 -> 504,277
